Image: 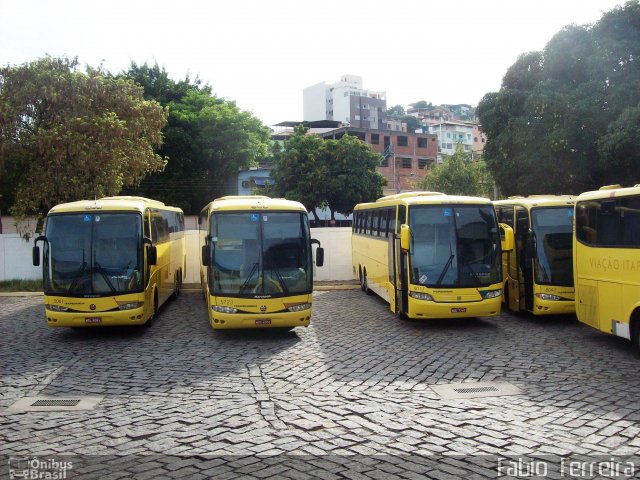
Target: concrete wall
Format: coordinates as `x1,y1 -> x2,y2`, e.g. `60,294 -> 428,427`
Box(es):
1,227 -> 354,283
0,234 -> 42,281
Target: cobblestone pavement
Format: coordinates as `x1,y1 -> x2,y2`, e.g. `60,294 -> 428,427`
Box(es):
1,290 -> 639,479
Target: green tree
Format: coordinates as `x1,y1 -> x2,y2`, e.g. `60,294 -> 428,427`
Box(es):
386,104 -> 405,120
478,1 -> 640,195
120,62 -> 271,213
266,125 -> 327,221
323,134 -> 386,221
409,100 -> 432,109
267,127 -> 386,221
419,144 -> 494,198
401,115 -> 421,133
0,56 -> 167,228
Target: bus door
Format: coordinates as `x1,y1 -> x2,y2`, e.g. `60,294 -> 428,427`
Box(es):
514,207 -> 534,312
496,206 -> 515,308
394,205 -> 409,316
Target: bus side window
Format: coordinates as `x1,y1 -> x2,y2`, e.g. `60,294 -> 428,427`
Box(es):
144,211 -> 151,239
370,211 -> 378,236
398,205 -> 406,230
388,208 -> 396,236
498,206 -> 514,228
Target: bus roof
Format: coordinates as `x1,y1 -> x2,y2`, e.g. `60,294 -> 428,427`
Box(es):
48,196 -> 183,215
576,185 -> 640,202
354,191 -> 492,209
494,195 -> 575,208
202,196 -> 308,213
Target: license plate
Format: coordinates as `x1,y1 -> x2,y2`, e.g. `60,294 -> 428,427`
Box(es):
255,319 -> 272,326
85,317 -> 101,324
451,308 -> 467,314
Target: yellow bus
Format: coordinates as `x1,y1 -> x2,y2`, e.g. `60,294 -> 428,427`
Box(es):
494,196 -> 575,315
32,196 -> 185,327
352,192 -> 514,320
199,196 -> 324,330
574,185 -> 640,349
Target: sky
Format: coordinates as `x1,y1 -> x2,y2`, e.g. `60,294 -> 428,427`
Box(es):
0,0 -> 627,126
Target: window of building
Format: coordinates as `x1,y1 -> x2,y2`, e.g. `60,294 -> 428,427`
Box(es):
397,136 -> 408,147
417,137 -> 427,148
401,158 -> 412,168
355,115 -> 360,120
371,133 -> 379,144
241,180 -> 250,188
418,159 -> 428,169
381,157 -> 389,167
384,136 -> 391,148
447,133 -> 451,138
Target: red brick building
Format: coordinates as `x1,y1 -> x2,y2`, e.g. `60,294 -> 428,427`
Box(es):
318,127 -> 438,195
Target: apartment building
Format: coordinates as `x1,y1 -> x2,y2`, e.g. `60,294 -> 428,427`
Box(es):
425,121 -> 475,162
303,75 -> 387,130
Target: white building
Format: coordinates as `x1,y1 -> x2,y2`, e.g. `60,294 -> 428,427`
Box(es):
303,75 -> 386,129
425,121 -> 475,162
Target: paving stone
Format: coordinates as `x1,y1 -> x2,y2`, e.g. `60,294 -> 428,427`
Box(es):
1,291 -> 640,479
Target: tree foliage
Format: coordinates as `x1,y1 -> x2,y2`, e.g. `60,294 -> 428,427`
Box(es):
120,62 -> 271,213
401,115 -> 420,133
477,1 -> 640,195
267,126 -> 386,220
386,104 -> 405,120
0,56 -> 167,226
419,144 -> 494,198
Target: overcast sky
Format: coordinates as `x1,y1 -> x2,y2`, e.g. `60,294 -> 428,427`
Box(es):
0,0 -> 626,126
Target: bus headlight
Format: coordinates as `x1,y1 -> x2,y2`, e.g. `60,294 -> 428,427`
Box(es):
46,304 -> 69,312
212,305 -> 238,314
117,302 -> 143,310
409,292 -> 434,301
535,293 -> 562,301
287,303 -> 311,312
480,289 -> 502,299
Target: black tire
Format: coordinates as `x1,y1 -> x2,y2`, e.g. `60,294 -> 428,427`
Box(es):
631,315 -> 640,351
173,270 -> 182,299
362,273 -> 373,295
359,268 -> 365,292
144,290 -> 158,328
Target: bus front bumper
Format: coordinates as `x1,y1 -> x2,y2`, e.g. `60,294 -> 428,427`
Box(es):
44,307 -> 147,327
408,296 -> 501,320
209,310 -> 311,330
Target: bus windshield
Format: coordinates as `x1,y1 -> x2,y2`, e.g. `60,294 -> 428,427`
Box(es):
409,205 -> 500,287
43,213 -> 143,296
210,212 -> 312,297
531,207 -> 574,286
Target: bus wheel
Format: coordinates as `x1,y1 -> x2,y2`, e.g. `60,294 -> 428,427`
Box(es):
631,313 -> 640,351
359,267 -> 365,291
362,273 -> 372,296
144,290 -> 158,328
174,270 -> 182,299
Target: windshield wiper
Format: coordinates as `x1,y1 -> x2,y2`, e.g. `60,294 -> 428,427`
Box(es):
92,262 -> 117,293
436,254 -> 455,286
66,261 -> 89,294
240,262 -> 259,292
270,267 -> 290,294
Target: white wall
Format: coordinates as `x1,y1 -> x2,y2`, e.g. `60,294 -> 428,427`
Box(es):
310,227 -> 353,281
0,234 -> 42,281
1,228 -> 354,284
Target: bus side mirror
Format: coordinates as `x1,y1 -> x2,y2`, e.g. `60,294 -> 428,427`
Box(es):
32,235 -> 46,267
202,245 -> 211,266
311,239 -> 324,267
499,224 -> 514,252
147,246 -> 157,266
400,224 -> 411,252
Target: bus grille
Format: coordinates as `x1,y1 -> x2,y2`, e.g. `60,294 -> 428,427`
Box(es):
435,292 -> 481,302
